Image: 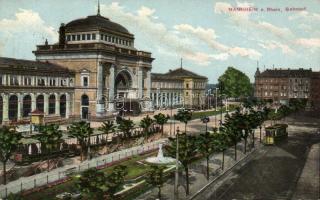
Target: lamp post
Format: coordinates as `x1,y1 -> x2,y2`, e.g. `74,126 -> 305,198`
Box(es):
215,88 -> 218,128
174,126 -> 180,200
201,116 -> 210,133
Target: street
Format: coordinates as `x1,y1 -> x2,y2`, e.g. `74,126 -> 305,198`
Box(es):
208,119 -> 320,200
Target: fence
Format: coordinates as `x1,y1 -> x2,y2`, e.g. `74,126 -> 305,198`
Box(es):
0,139 -> 166,199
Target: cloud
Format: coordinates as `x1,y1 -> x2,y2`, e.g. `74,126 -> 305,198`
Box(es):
174,24 -> 261,59
258,40 -> 295,54
296,38 -> 320,48
289,11 -> 320,21
214,2 -> 294,40
0,9 -> 57,41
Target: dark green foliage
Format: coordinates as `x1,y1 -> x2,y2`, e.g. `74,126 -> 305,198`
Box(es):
174,109 -> 192,133
75,168 -> 106,199
68,121 -> 93,161
166,133 -> 197,195
118,118 -> 134,139
0,126 -> 22,185
139,115 -> 154,138
218,66 -> 253,98
146,165 -> 165,200
36,124 -> 63,171
197,131 -> 215,180
105,165 -> 128,199
153,113 -> 169,135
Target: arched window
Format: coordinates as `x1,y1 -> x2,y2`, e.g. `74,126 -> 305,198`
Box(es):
48,95 -> 56,114
23,95 -> 32,117
36,95 -> 44,112
9,95 -> 18,120
81,94 -> 89,120
60,94 -> 66,118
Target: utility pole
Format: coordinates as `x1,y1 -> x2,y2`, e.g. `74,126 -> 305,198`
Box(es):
174,126 -> 180,200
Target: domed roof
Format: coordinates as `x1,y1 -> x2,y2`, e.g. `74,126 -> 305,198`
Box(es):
65,15 -> 131,35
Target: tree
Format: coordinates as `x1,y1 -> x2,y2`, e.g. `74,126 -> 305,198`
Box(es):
75,168 -> 106,199
174,109 -> 192,133
105,165 -> 128,199
68,121 -> 93,161
36,124 -> 63,171
139,115 -> 154,139
166,133 -> 197,195
0,126 -> 22,185
197,131 -> 215,180
212,131 -> 229,170
218,66 -> 253,98
146,165 -> 165,200
117,118 -> 134,139
99,120 -> 116,147
153,113 -> 169,136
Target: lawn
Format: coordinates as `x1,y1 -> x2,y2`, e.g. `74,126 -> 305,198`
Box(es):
22,152 -> 156,200
191,105 -> 237,120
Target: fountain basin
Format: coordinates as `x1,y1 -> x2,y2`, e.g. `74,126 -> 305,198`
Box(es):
145,143 -> 176,165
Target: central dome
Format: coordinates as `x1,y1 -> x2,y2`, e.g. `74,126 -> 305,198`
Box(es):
65,15 -> 131,35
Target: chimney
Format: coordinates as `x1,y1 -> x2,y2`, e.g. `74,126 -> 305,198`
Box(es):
59,23 -> 66,46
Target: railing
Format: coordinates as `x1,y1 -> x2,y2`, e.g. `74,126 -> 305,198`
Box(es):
36,43 -> 152,58
0,139 -> 166,198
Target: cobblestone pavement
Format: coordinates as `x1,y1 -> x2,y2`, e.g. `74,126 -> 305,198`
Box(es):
207,123 -> 320,199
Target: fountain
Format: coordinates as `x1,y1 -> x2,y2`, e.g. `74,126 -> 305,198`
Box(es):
145,143 -> 175,165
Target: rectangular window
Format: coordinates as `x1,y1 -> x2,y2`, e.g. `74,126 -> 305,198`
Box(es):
83,77 -> 88,87
108,36 -> 111,42
92,33 -> 96,40
100,34 -> 104,40
72,35 -> 76,41
87,34 -> 91,40
66,35 -> 71,41
0,75 -> 2,85
10,76 -> 19,85
112,37 -> 115,43
24,77 -> 31,86
82,34 -> 86,40
37,78 -> 45,86
77,35 -> 80,40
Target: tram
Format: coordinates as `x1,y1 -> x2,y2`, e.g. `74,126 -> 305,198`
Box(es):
263,124 -> 288,145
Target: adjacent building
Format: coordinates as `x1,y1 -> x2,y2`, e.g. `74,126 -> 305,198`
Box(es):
151,67 -> 208,109
254,67 -> 319,108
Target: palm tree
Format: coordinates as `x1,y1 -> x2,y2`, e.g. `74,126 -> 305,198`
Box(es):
0,126 -> 22,185
139,115 -> 154,139
197,131 -> 215,180
153,113 -> 169,136
75,168 -> 106,199
68,121 -> 93,161
174,109 -> 192,133
166,133 -> 197,195
146,165 -> 165,200
118,118 -> 134,139
99,120 -> 116,146
36,124 -> 63,171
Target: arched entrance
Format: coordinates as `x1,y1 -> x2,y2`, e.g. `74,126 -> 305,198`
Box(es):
9,95 -> 18,121
36,95 -> 44,112
81,94 -> 89,120
115,70 -> 132,98
23,95 -> 32,117
60,94 -> 66,118
48,95 -> 56,114
0,96 -> 3,123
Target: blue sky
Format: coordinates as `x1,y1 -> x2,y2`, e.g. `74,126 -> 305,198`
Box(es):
0,0 -> 319,83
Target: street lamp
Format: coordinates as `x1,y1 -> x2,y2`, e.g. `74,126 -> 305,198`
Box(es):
201,116 -> 210,133
174,126 -> 180,200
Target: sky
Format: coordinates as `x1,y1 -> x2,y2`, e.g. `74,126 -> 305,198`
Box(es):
0,0 -> 319,83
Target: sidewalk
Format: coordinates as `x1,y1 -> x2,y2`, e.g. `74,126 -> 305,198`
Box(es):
292,143 -> 320,200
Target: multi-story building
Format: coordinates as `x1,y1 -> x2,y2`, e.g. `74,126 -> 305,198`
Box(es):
0,57 -> 75,124
151,67 -> 208,109
254,67 -> 314,105
310,72 -> 320,110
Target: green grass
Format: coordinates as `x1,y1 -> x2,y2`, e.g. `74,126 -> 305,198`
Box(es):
191,105 -> 237,120
22,152 -> 156,200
